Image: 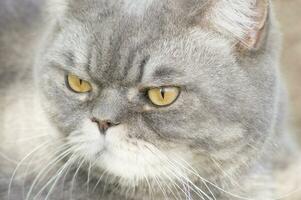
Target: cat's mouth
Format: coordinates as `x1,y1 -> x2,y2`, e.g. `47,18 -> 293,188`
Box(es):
67,121 -> 188,183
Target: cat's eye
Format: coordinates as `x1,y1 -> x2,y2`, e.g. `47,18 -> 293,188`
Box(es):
147,87 -> 180,106
66,74 -> 92,93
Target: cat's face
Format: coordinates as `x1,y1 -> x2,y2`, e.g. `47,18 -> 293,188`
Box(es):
36,0 -> 279,189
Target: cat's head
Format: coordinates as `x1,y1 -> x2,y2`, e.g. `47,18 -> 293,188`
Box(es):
36,0 -> 280,192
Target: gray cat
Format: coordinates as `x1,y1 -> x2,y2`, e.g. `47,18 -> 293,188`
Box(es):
1,0 -> 301,199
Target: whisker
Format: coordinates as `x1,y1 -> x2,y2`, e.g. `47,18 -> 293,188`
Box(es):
8,140 -> 53,200
153,175 -> 168,200
144,144 -> 212,200
138,146 -> 185,200
101,170 -> 110,198
160,170 -> 184,200
92,169 -> 107,192
70,158 -> 86,200
165,158 -> 213,200
172,154 -> 252,200
0,150 -> 19,165
86,160 -> 92,193
32,153 -> 78,200
25,144 -> 75,200
209,155 -> 241,188
143,174 -> 153,200
44,155 -> 78,200
163,161 -> 207,200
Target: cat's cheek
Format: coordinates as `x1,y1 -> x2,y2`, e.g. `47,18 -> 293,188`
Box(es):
100,125 -> 152,178
103,125 -> 135,157
75,119 -> 105,159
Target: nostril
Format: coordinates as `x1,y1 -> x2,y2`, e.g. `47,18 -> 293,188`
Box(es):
100,121 -> 110,130
91,118 -> 120,134
91,117 -> 98,123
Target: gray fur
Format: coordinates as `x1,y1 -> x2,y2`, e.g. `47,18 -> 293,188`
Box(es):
1,0 -> 300,200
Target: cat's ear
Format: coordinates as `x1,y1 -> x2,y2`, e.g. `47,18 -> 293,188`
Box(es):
208,0 -> 270,50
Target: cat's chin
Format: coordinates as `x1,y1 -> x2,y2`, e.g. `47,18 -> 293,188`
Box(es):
94,125 -> 176,182
95,149 -> 186,186
69,120 -> 191,184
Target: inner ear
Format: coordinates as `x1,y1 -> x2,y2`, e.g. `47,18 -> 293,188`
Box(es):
207,0 -> 270,51
240,0 -> 269,50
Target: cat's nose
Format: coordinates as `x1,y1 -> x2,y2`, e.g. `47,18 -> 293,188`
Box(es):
91,118 -> 120,134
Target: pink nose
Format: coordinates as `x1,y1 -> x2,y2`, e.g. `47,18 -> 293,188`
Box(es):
91,118 -> 120,134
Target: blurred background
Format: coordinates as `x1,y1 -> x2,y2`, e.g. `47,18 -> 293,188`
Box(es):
274,0 -> 301,141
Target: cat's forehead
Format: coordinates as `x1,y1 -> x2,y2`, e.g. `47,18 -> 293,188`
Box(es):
60,0 -> 212,56
67,0 -> 204,27
59,1 -> 193,78
82,29 -> 231,87
53,0 -> 233,86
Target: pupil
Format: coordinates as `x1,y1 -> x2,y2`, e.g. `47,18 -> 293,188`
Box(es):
79,79 -> 83,85
160,88 -> 165,99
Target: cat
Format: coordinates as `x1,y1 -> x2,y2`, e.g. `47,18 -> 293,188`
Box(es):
1,0 -> 301,199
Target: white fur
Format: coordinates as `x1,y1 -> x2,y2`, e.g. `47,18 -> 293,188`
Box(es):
46,0 -> 69,19
210,0 -> 259,46
122,0 -> 154,16
127,88 -> 138,101
1,81 -> 58,164
72,124 -> 190,185
70,119 -> 105,159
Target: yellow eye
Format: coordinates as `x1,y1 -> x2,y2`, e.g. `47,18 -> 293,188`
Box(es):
67,74 -> 92,93
147,87 -> 180,106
